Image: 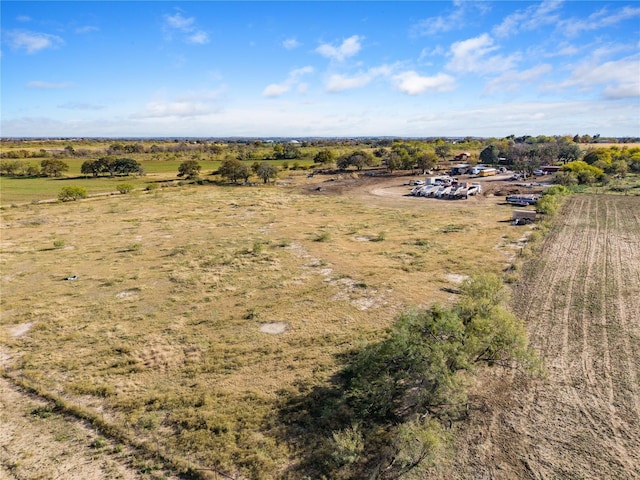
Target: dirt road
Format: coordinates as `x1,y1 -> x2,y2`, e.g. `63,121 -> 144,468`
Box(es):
446,194 -> 640,479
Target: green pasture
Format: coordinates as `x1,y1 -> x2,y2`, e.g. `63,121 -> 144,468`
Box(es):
0,158 -> 319,205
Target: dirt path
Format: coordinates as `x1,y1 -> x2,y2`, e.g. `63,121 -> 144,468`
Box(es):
444,195 -> 640,479
0,374 -> 147,480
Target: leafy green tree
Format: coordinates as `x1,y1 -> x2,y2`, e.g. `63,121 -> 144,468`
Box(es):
385,151 -> 402,173
40,158 -> 69,177
556,140 -> 582,164
337,150 -> 375,171
177,160 -> 201,179
479,144 -> 499,165
314,149 -> 335,165
58,185 -> 87,201
256,163 -> 279,183
434,142 -> 451,162
112,158 -> 143,176
553,171 -> 578,186
218,158 -> 250,183
563,160 -> 603,184
0,160 -> 20,176
583,149 -> 611,166
416,151 -> 438,173
123,143 -> 144,154
81,159 -> 103,177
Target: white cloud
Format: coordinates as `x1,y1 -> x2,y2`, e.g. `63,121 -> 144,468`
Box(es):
58,102 -> 105,110
560,5 -> 640,37
164,12 -> 194,30
446,33 -> 520,74
324,65 -> 393,93
392,71 -> 455,95
187,31 -> 209,45
326,73 -> 372,92
263,83 -> 291,97
134,101 -> 213,118
262,66 -> 314,97
410,3 -> 467,36
5,30 -> 64,54
75,26 -> 99,34
133,89 -> 223,118
493,0 -> 563,38
282,38 -> 300,50
484,64 -> 553,94
16,15 -> 31,22
543,54 -> 640,99
316,35 -> 363,61
163,11 -> 209,45
419,45 -> 445,62
27,81 -> 75,89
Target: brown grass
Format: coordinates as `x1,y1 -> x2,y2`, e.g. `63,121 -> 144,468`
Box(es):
1,173 -> 528,478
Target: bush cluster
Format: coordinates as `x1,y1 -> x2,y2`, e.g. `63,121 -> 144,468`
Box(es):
285,273 -> 536,479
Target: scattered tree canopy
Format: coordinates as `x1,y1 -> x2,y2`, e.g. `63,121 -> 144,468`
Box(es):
218,158 -> 250,183
41,158 -> 69,177
177,160 -> 201,179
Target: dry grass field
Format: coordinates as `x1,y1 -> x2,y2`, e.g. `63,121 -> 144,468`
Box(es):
1,172 -> 529,478
434,194 -> 640,480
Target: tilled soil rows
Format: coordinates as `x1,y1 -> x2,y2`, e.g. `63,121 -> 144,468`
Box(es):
446,194 -> 640,479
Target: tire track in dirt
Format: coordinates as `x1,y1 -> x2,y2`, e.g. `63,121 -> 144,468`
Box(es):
443,195 -> 640,480
525,196 -> 640,479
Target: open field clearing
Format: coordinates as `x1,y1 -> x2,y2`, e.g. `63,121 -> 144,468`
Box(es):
0,174 -> 529,478
437,194 -> 640,479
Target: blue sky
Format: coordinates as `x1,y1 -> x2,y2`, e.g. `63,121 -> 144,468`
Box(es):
1,1 -> 639,138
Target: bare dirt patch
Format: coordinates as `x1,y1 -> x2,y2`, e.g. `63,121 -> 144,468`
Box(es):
260,322 -> 288,334
7,322 -> 32,338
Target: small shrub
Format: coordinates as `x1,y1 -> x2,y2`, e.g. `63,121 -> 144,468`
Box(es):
53,239 -> 65,249
90,437 -> 107,449
116,183 -> 133,194
31,405 -> 56,418
313,231 -> 331,242
58,185 -> 87,202
127,243 -> 142,253
331,424 -> 364,466
442,224 -> 465,233
145,183 -> 159,191
370,232 -> 386,242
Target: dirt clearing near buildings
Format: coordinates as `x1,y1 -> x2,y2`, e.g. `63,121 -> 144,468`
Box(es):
442,194 -> 640,480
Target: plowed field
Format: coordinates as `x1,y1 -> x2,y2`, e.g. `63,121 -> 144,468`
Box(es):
446,194 -> 640,479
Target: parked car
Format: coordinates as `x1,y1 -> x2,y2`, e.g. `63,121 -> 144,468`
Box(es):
533,169 -> 546,176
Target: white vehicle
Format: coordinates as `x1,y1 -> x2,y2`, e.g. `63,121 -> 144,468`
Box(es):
409,179 -> 425,185
467,183 -> 482,196
455,187 -> 469,198
422,185 -> 441,197
437,186 -> 452,198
